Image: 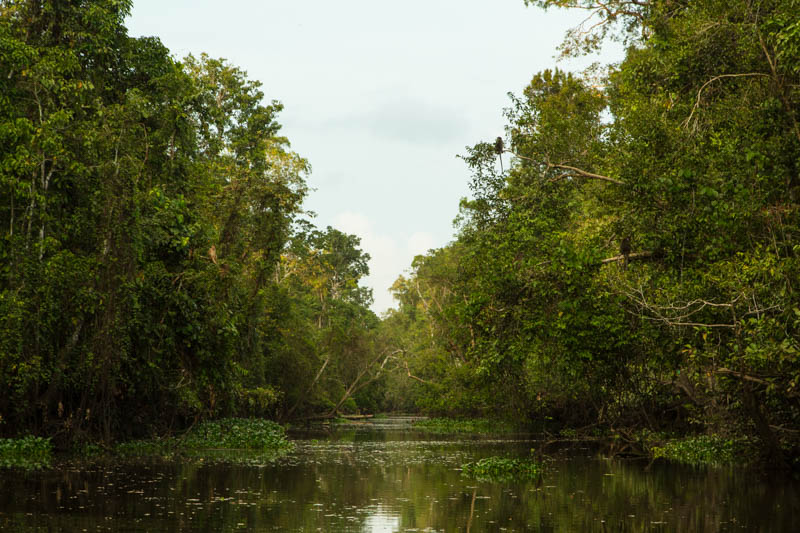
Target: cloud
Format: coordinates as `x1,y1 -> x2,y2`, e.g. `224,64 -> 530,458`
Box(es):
324,97 -> 472,145
407,231 -> 436,256
333,211 -> 436,314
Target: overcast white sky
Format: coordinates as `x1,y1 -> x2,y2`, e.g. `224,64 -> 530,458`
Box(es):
126,0 -> 621,313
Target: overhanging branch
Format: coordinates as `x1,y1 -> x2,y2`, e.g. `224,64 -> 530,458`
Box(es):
505,150 -> 625,185
601,251 -> 653,263
683,72 -> 770,129
547,163 -> 625,185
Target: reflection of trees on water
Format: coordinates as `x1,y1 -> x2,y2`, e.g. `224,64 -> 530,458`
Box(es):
0,437 -> 797,531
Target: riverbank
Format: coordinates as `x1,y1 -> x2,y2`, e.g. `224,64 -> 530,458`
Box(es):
0,418 -> 293,470
1,414 -> 790,473
407,417 -> 765,468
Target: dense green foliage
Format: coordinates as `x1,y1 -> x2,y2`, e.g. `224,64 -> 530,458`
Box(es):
461,456 -> 542,482
381,0 -> 800,467
651,435 -> 750,466
0,435 -> 52,469
114,418 -> 293,462
0,0 -> 384,444
3,0 -> 799,469
180,418 -> 292,451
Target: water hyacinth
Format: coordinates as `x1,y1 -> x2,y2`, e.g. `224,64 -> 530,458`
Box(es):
114,418 -> 294,463
0,436 -> 53,470
461,456 -> 542,482
651,435 -> 750,466
181,418 -> 294,451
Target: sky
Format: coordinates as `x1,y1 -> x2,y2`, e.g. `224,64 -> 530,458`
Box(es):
126,0 -> 621,313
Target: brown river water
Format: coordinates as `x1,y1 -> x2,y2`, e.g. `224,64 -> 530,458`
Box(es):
0,417 -> 797,532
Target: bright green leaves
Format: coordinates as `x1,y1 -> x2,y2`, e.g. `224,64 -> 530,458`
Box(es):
282,225 -> 372,309
383,0 -> 800,463
0,435 -> 53,470
0,2 -> 326,440
271,224 -> 382,417
182,54 -> 309,283
184,53 -> 285,163
461,456 -> 542,482
512,69 -> 606,167
141,187 -> 200,260
772,12 -> 800,76
651,433 -> 755,466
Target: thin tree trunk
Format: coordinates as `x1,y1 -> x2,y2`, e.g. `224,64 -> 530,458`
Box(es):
285,355 -> 330,420
329,353 -> 390,415
9,189 -> 14,237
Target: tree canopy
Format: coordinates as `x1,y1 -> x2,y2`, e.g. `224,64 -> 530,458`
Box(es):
2,0 -> 799,467
381,0 -> 800,466
0,0 -> 382,442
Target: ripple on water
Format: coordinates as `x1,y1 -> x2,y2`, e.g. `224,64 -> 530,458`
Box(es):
0,423 -> 798,532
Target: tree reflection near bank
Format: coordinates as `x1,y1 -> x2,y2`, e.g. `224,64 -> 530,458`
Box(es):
0,425 -> 797,532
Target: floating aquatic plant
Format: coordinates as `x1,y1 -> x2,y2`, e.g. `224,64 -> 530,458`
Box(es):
115,418 -> 294,463
0,435 -> 53,470
651,435 -> 751,466
461,456 -> 542,482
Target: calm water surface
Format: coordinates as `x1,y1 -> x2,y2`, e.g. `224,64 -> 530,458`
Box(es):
0,418 -> 797,532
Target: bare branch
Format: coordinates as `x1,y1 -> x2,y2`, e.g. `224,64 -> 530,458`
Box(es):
383,349 -> 435,385
506,150 -> 625,185
549,172 -> 572,183
652,297 -> 740,311
601,251 -> 653,264
715,367 -> 771,386
683,73 -> 770,129
770,425 -> 800,434
529,251 -> 652,271
285,355 -> 330,419
548,163 -> 624,184
620,284 -> 739,329
403,360 -> 433,385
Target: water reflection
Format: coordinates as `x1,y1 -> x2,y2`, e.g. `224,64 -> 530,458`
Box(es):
0,421 -> 797,531
363,507 -> 400,533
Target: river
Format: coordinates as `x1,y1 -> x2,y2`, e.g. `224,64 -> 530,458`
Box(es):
0,417 -> 797,531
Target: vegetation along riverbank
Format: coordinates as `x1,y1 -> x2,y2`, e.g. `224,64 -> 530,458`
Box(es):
1,0 -> 798,471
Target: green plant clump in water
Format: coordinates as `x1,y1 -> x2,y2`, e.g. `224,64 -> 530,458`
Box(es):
461,456 -> 542,482
0,436 -> 53,470
115,418 -> 294,460
651,435 -> 749,466
182,418 -> 293,450
413,418 -> 514,434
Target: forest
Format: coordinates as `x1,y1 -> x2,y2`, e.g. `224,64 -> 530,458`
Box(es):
1,0 -> 799,469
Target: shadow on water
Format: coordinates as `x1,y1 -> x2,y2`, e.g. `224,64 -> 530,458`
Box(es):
0,417 -> 798,532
